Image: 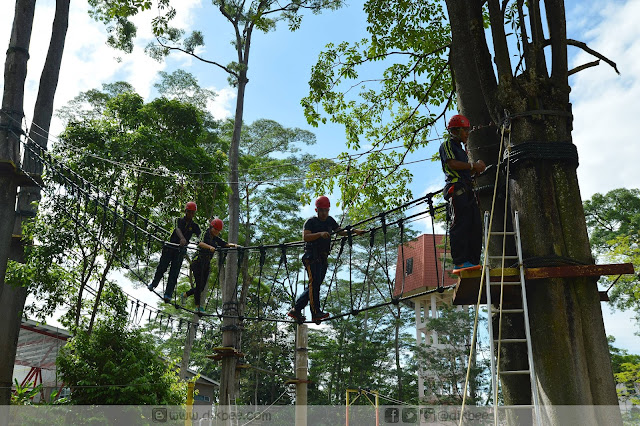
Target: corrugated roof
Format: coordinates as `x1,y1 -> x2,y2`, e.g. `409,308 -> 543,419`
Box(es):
16,320 -> 70,370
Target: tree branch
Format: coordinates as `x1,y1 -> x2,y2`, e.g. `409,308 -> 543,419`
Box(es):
529,0 -> 548,77
487,0 -> 512,81
568,59 -> 600,76
155,38 -> 238,77
544,0 -> 568,81
566,39 -> 620,75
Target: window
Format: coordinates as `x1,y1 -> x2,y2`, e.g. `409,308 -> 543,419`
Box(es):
406,257 -> 414,275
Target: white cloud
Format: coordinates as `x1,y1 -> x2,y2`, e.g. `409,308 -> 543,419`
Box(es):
207,87 -> 236,120
1,0 -> 232,139
568,0 -> 640,199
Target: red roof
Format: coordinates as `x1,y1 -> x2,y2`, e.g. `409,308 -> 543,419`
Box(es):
393,234 -> 458,297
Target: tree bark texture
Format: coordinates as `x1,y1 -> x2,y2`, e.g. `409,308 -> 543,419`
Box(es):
445,0 -> 620,422
1,0 -> 69,406
220,64 -> 248,409
0,0 -> 36,406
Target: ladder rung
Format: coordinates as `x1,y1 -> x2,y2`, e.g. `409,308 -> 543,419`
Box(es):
489,231 -> 516,235
488,255 -> 519,259
499,369 -> 531,375
494,338 -> 527,343
489,281 -> 521,286
493,309 -> 524,314
497,405 -> 534,409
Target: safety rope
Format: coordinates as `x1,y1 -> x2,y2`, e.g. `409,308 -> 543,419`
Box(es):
459,119 -> 510,424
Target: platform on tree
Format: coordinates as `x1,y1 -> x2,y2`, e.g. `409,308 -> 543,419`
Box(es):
452,263 -> 634,305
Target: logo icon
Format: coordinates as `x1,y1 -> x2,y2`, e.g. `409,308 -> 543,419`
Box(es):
402,407 -> 418,423
152,408 -> 168,423
384,407 -> 400,423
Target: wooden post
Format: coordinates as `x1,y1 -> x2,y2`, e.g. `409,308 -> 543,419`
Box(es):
295,324 -> 308,426
186,381 -> 194,426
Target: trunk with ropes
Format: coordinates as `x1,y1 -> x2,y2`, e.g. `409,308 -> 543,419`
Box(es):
445,0 -> 620,423
0,0 -> 69,405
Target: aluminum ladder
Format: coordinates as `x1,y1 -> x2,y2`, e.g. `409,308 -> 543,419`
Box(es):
484,210 -> 541,425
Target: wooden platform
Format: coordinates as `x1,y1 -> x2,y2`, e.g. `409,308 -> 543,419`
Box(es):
452,263 -> 634,305
0,160 -> 43,187
205,346 -> 244,361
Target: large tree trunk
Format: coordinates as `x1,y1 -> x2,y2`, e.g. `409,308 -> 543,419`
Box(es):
0,0 -> 36,406
1,0 -> 69,406
446,0 -> 620,423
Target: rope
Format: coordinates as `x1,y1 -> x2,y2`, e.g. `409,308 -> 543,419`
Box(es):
459,119 -> 510,424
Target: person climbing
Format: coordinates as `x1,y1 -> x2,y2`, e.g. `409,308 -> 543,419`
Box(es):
180,218 -> 238,313
148,201 -> 201,303
288,196 -> 366,323
439,114 -> 486,275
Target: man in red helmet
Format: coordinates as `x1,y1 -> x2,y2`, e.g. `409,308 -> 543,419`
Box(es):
180,218 -> 238,313
288,196 -> 366,322
439,114 -> 486,274
148,201 -> 202,302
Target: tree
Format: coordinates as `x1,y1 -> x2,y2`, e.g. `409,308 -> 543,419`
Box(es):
0,0 -> 71,406
305,0 -> 622,421
584,188 -> 640,323
414,304 -> 487,404
57,318 -> 186,405
87,0 -> 346,403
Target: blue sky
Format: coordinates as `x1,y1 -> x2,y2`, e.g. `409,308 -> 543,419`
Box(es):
2,0 -> 639,353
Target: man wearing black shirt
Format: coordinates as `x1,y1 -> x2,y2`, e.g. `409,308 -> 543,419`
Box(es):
181,218 -> 238,313
288,196 -> 365,322
148,202 -> 201,302
439,114 -> 486,274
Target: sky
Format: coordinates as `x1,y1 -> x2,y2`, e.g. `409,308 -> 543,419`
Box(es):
1,0 -> 639,354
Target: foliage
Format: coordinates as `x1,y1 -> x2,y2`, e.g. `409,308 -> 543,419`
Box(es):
608,337 -> 640,406
11,379 -> 44,405
414,303 -> 487,405
302,0 -> 452,215
57,319 -> 186,404
584,188 -> 640,326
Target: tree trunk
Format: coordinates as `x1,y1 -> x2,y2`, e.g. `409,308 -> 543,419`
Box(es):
445,0 -> 621,422
220,62 -> 248,408
0,0 -> 36,406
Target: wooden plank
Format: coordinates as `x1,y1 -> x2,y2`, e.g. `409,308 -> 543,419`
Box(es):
452,263 -> 633,305
524,263 -> 634,280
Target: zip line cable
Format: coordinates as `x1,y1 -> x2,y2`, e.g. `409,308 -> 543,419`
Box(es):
18,110 -> 443,182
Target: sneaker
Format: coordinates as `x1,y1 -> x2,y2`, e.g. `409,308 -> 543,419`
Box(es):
147,283 -> 156,291
287,308 -> 303,321
196,306 -> 206,314
452,262 -> 482,275
163,295 -> 171,303
312,311 -> 330,321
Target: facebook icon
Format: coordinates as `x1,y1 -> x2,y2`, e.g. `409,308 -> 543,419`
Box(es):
384,407 -> 400,423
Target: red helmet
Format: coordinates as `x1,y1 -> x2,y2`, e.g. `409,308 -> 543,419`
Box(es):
211,218 -> 223,231
447,114 -> 471,130
315,196 -> 330,209
185,201 -> 197,212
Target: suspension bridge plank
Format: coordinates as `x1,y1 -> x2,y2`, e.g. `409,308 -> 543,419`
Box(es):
452,263 -> 634,305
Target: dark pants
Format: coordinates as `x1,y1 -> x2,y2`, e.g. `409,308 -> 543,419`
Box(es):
449,187 -> 482,265
294,254 -> 328,315
151,245 -> 186,298
187,259 -> 210,306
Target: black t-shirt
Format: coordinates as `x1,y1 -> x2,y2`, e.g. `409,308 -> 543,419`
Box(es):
439,137 -> 472,185
304,216 -> 339,258
197,229 -> 227,263
169,217 -> 201,244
